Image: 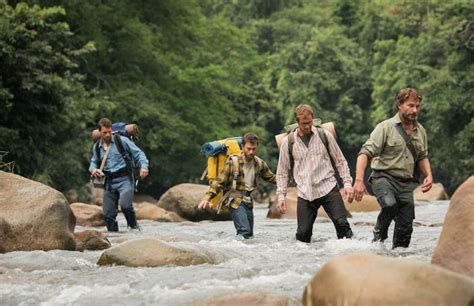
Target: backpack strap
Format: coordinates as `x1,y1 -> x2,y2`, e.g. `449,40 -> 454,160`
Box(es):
254,156 -> 263,173
287,130 -> 296,185
390,118 -> 421,182
253,155 -> 264,186
315,126 -> 341,187
94,140 -> 101,164
113,134 -> 134,177
229,155 -> 240,191
216,155 -> 240,214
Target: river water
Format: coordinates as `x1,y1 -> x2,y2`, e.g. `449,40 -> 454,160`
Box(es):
0,201 -> 449,305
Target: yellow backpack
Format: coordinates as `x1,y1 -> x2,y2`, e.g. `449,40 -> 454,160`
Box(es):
200,137 -> 242,210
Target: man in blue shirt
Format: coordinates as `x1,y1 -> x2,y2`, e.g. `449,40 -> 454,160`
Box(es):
89,117 -> 149,231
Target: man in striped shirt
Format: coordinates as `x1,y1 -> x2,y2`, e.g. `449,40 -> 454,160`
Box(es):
276,104 -> 354,243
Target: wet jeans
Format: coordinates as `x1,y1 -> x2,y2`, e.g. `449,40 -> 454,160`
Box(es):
370,174 -> 416,248
103,175 -> 137,231
296,187 -> 353,243
230,201 -> 254,239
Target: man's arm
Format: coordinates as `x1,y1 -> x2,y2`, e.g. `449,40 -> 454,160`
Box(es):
198,160 -> 232,209
418,158 -> 433,193
276,137 -> 291,214
353,123 -> 386,201
123,138 -> 149,178
89,143 -> 101,177
259,160 -> 276,184
353,153 -> 369,202
325,130 -> 353,191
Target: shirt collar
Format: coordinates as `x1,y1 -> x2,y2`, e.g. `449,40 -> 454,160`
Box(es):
393,113 -> 419,129
99,136 -> 115,148
294,127 -> 315,139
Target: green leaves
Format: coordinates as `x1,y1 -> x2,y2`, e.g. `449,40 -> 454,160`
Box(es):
2,0 -> 472,196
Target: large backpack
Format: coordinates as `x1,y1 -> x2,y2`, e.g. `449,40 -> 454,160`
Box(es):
274,118 -> 341,187
200,137 -> 243,211
92,122 -> 139,143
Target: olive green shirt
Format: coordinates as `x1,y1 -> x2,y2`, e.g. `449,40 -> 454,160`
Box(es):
359,113 -> 428,179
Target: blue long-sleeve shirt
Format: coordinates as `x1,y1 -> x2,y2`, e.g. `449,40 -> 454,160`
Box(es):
89,136 -> 149,173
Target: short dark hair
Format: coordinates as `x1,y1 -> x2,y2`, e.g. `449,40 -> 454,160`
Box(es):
395,88 -> 422,110
98,117 -> 112,130
242,132 -> 259,146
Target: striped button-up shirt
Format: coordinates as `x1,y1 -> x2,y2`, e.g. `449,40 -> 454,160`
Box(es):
276,126 -> 352,202
203,154 -> 276,208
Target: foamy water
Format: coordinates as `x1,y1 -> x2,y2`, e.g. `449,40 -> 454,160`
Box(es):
0,201 -> 449,305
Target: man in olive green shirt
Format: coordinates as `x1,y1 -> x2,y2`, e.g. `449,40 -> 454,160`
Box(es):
353,88 -> 433,248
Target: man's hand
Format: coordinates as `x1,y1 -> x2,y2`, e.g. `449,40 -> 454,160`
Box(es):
340,187 -> 354,203
198,200 -> 211,209
276,200 -> 286,214
140,168 -> 149,179
353,179 -> 366,202
421,175 -> 433,193
91,168 -> 103,178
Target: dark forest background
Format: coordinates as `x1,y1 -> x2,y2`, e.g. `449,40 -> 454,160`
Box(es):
1,0 -> 473,199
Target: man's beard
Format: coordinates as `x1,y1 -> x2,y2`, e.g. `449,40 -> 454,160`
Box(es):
244,154 -> 254,161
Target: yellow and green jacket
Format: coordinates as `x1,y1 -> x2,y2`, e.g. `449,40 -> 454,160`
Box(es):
202,154 -> 276,209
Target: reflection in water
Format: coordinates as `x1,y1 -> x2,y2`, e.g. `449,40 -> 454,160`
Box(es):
0,201 -> 448,305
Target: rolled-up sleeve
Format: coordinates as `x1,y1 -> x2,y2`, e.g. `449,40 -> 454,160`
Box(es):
359,123 -> 385,159
417,126 -> 428,161
123,138 -> 149,170
259,160 -> 276,184
88,143 -> 100,173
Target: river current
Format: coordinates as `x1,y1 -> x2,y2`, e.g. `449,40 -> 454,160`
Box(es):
0,201 -> 448,305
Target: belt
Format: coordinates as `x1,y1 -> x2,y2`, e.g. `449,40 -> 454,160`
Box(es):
371,170 -> 414,183
104,167 -> 129,179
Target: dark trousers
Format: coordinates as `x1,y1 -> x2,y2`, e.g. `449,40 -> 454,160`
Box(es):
103,175 -> 137,231
370,175 -> 416,248
230,201 -> 254,238
296,187 -> 353,243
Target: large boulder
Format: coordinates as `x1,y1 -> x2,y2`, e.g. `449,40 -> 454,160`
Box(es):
133,194 -> 158,204
267,188 -> 298,219
0,171 -> 76,253
432,176 -> 474,278
303,252 -> 474,306
70,202 -> 105,227
156,183 -> 231,221
345,194 -> 380,212
135,202 -> 185,222
74,230 -> 111,251
194,292 -> 297,306
414,182 -> 449,202
97,239 -> 216,267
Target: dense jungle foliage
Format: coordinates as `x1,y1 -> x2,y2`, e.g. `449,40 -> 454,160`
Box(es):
1,0 -> 473,198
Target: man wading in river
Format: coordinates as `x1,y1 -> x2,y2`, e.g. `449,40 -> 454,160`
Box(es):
198,133 -> 276,240
89,117 -> 149,232
275,104 -> 354,243
353,88 -> 433,248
